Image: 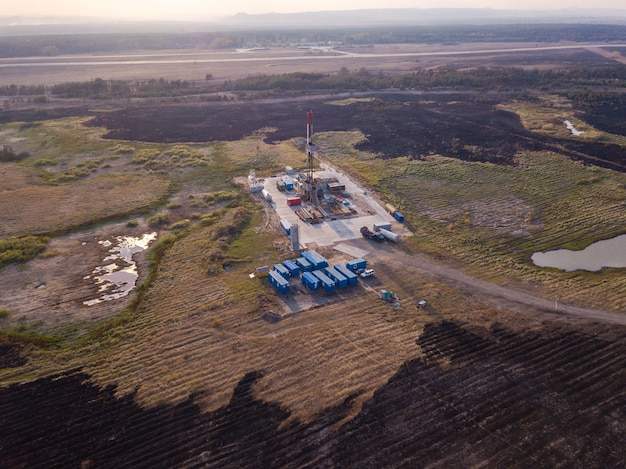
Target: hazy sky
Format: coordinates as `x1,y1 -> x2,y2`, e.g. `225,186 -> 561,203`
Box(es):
3,0 -> 625,21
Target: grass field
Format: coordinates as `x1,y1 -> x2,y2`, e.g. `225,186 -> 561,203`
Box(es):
316,129 -> 626,311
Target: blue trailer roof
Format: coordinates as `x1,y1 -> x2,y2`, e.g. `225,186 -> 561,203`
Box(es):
282,259 -> 300,276
302,250 -> 328,270
302,271 -> 320,290
295,257 -> 312,270
312,270 -> 335,287
346,258 -> 367,271
325,266 -> 348,288
273,263 -> 290,279
334,264 -> 358,284
268,270 -> 290,292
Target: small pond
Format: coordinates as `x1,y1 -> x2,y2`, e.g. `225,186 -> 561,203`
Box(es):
83,232 -> 157,306
564,120 -> 584,136
531,234 -> 626,272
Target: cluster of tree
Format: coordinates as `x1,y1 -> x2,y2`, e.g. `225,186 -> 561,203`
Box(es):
0,145 -> 30,163
50,78 -> 220,99
7,65 -> 625,101
568,89 -> 626,109
0,84 -> 46,96
223,65 -> 626,93
2,24 -> 626,58
567,89 -> 626,136
342,24 -> 626,45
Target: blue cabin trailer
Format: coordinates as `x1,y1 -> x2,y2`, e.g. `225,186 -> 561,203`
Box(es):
281,175 -> 294,191
301,250 -> 328,270
268,270 -> 290,293
282,259 -> 300,277
334,264 -> 358,286
302,271 -> 321,291
312,270 -> 336,293
346,258 -> 367,273
324,266 -> 348,289
296,257 -> 313,272
393,211 -> 405,223
273,263 -> 291,280
280,219 -> 291,236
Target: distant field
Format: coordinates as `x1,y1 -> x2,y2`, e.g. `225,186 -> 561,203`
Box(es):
0,42 -> 623,86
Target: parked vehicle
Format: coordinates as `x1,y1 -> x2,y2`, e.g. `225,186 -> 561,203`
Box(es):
360,226 -> 384,242
360,268 -> 375,278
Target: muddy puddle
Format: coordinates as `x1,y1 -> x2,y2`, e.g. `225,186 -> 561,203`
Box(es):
564,120 -> 584,136
83,232 -> 157,306
531,234 -> 626,272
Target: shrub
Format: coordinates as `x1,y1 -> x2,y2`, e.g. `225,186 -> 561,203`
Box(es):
0,236 -> 49,268
168,219 -> 191,231
148,213 -> 170,227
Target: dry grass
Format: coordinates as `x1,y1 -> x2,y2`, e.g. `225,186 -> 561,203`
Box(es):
58,234 -> 517,422
318,131 -> 626,311
0,173 -> 170,236
500,96 -> 626,145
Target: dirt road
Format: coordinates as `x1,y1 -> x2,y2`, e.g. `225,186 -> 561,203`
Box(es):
354,238 -> 626,325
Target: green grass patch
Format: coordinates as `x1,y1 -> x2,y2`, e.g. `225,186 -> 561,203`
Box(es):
148,212 -> 171,227
0,235 -> 49,268
168,219 -> 192,231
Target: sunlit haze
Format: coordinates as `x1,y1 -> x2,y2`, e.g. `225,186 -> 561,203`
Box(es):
3,0 -> 626,21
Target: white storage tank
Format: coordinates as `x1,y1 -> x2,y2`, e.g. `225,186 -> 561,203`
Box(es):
378,228 -> 400,243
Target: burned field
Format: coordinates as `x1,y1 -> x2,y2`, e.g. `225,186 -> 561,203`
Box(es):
1,320 -> 625,468
88,92 -> 626,171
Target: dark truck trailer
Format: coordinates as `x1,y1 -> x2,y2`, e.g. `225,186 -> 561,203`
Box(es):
360,226 -> 384,242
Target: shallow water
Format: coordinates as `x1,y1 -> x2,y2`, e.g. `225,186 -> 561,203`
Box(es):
564,120 -> 584,136
531,234 -> 626,272
83,232 -> 157,306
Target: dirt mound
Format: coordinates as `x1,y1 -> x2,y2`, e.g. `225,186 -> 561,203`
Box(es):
2,320 -> 624,468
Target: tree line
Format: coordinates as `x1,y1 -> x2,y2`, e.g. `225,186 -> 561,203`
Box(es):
222,65 -> 626,93
3,65 -> 626,100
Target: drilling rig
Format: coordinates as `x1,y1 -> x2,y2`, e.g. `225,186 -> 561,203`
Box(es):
303,110 -> 319,205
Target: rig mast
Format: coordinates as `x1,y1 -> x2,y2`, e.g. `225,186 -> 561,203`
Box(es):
304,110 -> 319,204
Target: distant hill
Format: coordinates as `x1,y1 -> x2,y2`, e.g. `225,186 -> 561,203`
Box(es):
220,8 -> 626,29
1,8 -> 626,36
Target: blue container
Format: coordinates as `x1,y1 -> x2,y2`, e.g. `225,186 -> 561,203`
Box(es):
302,250 -> 328,270
324,266 -> 348,289
393,211 -> 405,223
268,270 -> 290,293
312,270 -> 336,293
334,264 -> 358,286
273,263 -> 290,280
296,257 -> 313,272
282,259 -> 300,277
302,271 -> 320,291
281,175 -> 294,190
346,258 -> 367,273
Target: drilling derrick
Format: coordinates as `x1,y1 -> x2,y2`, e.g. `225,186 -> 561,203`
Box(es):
304,110 -> 319,204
